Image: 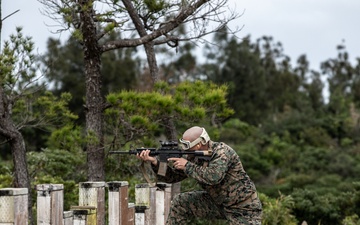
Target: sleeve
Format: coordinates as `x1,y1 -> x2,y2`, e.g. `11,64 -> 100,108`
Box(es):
184,149 -> 229,185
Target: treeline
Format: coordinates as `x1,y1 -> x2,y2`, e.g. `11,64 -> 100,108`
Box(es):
1,28 -> 360,224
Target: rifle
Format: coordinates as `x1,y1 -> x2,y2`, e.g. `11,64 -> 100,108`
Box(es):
109,141 -> 213,176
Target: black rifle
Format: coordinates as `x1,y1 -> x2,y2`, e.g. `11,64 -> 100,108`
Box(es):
110,141 -> 213,181
109,141 -> 213,163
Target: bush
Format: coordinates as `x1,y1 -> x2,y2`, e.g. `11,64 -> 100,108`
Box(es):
261,192 -> 298,225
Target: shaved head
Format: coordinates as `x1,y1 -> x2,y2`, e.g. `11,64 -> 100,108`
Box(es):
182,126 -> 204,141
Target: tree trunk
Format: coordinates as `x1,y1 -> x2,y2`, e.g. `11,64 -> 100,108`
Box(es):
144,42 -> 159,83
163,117 -> 177,141
0,87 -> 33,224
0,0 -> 2,46
10,132 -> 33,224
80,0 -> 105,182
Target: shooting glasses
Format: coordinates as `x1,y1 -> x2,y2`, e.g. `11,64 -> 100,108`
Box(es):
179,128 -> 210,150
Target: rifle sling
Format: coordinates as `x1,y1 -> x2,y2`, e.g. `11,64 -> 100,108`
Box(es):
140,161 -> 157,187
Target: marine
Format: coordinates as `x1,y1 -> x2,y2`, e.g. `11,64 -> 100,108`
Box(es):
138,126 -> 262,224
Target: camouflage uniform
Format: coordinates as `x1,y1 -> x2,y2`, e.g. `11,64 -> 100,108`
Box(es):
152,141 -> 262,225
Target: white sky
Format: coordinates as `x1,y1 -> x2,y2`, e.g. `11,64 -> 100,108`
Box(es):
2,0 -> 360,72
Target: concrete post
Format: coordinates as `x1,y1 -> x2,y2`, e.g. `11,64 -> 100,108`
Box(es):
135,184 -> 156,225
36,184 -> 64,225
71,207 -> 96,225
79,182 -> 106,225
63,211 -> 73,225
107,181 -> 133,225
134,206 -> 146,225
0,188 -> 28,225
155,183 -> 172,225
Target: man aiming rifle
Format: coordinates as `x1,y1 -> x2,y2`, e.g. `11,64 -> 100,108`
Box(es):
137,126 -> 262,225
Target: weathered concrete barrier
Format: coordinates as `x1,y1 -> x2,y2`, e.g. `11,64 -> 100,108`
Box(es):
1,181 -> 176,225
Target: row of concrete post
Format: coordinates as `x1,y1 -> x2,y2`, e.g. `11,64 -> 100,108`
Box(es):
0,181 -> 175,225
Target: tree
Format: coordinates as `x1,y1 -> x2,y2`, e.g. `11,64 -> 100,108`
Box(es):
320,44 -> 360,144
321,44 -> 354,115
41,32 -> 141,122
37,0 -> 241,183
159,41 -> 200,84
203,33 -> 264,124
203,32 -> 322,126
104,80 -> 234,148
351,58 -> 360,107
0,27 -> 76,224
294,55 -> 324,112
261,193 -> 298,225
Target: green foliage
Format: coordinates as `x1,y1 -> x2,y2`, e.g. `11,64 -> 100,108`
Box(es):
292,188 -> 342,224
0,163 -> 13,188
265,171 -> 360,225
27,148 -> 86,181
0,27 -> 38,90
261,193 -> 298,225
104,80 -> 234,146
343,214 -> 360,225
9,90 -> 78,134
216,104 -> 360,224
27,148 -> 84,210
143,0 -> 167,12
0,174 -> 13,188
47,125 -> 84,151
171,81 -> 234,120
222,119 -> 255,141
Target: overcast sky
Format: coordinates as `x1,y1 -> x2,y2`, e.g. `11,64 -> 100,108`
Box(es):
2,0 -> 360,71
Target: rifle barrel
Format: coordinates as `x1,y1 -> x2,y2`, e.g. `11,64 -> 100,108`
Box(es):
108,149 -> 212,156
109,148 -> 157,155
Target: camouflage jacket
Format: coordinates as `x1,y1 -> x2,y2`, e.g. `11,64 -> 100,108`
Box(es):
152,141 -> 258,208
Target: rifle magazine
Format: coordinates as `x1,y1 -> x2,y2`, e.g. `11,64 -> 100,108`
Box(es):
158,162 -> 167,177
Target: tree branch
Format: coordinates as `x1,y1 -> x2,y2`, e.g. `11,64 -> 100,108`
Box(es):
2,9 -> 20,21
100,0 -> 212,52
121,0 -> 159,82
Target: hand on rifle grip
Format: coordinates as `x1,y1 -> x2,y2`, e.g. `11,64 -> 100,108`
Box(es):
136,149 -> 158,166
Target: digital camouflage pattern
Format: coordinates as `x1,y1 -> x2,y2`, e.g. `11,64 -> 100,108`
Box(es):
152,141 -> 262,225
